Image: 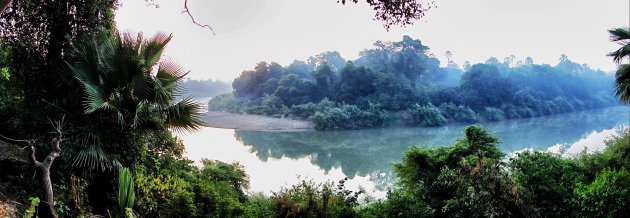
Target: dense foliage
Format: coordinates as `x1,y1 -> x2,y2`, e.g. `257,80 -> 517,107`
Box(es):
359,126 -> 630,217
210,36 -> 617,130
1,1 -> 627,217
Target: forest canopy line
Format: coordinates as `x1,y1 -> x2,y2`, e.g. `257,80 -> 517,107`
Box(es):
209,36 -> 618,130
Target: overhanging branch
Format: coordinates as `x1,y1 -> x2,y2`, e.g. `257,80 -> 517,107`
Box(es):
182,0 -> 215,35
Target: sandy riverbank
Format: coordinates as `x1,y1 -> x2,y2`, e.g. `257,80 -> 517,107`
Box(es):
203,111 -> 314,131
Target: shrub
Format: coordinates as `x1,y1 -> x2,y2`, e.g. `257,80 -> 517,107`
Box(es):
289,102 -> 318,119
480,107 -> 505,122
439,103 -> 479,123
311,103 -> 384,130
271,179 -> 361,218
509,151 -> 586,217
407,104 -> 446,126
573,168 -> 630,217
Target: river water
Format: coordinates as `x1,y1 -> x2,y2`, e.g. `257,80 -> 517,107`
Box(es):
182,106 -> 629,198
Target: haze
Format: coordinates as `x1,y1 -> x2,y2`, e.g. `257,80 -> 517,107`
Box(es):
115,0 -> 629,82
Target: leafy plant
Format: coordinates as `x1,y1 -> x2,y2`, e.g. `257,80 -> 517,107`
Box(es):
118,167 -> 135,218
23,197 -> 39,218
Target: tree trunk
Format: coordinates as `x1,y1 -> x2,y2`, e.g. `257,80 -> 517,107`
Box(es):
40,167 -> 58,218
27,125 -> 63,218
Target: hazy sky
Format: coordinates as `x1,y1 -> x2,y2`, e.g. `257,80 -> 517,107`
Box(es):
115,0 -> 629,82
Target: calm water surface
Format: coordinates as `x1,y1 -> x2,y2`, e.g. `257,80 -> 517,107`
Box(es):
182,106 -> 629,198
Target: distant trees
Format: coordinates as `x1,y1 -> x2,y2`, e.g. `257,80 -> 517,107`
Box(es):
211,36 -> 617,130
460,64 -> 512,110
182,79 -> 231,97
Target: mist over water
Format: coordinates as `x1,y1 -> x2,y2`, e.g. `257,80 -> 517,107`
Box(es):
182,106 -> 628,197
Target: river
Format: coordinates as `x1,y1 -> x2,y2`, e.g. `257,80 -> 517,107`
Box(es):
181,106 -> 629,198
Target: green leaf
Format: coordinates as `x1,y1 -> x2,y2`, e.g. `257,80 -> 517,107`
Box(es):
1,67 -> 9,80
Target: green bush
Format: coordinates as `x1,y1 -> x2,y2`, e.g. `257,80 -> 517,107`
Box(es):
271,179 -> 361,218
508,151 -> 586,217
573,168 -> 630,217
133,156 -> 252,218
439,103 -> 479,123
407,104 -> 446,126
207,93 -> 254,113
311,103 -> 384,130
383,126 -> 511,217
289,102 -> 318,119
480,107 -> 505,122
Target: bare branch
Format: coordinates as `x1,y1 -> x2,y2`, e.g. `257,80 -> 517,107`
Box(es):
182,0 -> 215,35
28,143 -> 43,168
0,134 -> 32,144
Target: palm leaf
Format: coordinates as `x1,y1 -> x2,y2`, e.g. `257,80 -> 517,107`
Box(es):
118,167 -> 135,217
609,27 -> 630,42
66,133 -> 121,174
608,27 -> 630,64
142,32 -> 172,67
164,97 -> 206,133
614,64 -> 630,104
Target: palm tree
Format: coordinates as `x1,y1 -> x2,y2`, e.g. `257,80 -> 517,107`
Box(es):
65,31 -> 205,171
609,27 -> 630,104
67,31 -> 205,133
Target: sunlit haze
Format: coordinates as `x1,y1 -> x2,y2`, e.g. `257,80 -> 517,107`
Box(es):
115,0 -> 630,82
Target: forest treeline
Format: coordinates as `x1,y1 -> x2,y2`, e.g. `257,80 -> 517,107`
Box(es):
182,78 -> 231,97
209,36 -> 617,130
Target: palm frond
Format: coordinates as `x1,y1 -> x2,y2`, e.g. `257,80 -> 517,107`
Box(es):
142,32 -> 172,67
609,27 -> 630,64
154,60 -> 188,103
164,97 -> 206,133
615,64 -> 630,104
609,27 -> 630,42
158,59 -> 189,79
67,133 -> 121,174
609,44 -> 630,65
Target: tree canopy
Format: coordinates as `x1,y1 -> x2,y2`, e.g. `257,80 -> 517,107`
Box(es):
211,35 -> 617,130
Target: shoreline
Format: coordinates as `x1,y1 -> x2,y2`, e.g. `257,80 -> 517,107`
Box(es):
203,111 -> 314,131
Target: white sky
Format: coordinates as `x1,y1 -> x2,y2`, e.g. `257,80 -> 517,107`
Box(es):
115,0 -> 630,82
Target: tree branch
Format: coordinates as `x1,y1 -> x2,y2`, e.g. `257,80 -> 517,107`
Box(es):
0,134 -> 41,167
182,0 -> 215,35
28,143 -> 43,168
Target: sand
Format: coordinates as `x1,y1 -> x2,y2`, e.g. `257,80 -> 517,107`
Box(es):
203,111 -> 314,131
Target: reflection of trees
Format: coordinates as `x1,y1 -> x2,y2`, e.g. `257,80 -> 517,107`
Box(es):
490,106 -> 628,152
235,106 -> 628,181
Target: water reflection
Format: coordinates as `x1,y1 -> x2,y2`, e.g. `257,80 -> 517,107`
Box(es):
184,106 -> 628,197
237,106 -> 627,175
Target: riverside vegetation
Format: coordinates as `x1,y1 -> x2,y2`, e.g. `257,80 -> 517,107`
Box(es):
208,36 -> 617,130
1,0 -> 630,217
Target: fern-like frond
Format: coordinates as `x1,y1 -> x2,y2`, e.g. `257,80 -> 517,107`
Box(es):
142,32 -> 172,67
69,143 -> 120,174
615,64 -> 630,104
164,97 -> 206,134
